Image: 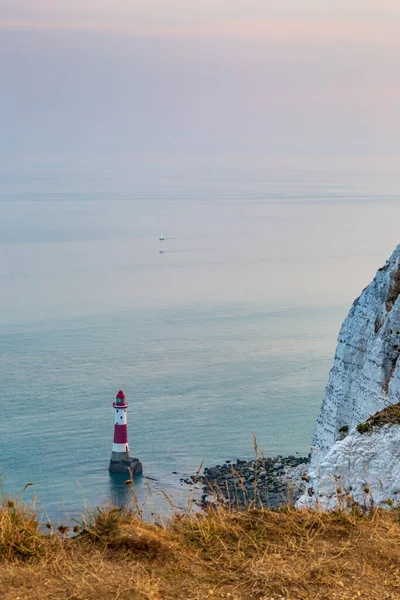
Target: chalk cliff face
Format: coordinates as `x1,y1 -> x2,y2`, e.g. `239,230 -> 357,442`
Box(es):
298,423 -> 400,510
311,243 -> 400,466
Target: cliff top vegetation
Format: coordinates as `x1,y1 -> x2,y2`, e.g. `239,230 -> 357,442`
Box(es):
356,402 -> 400,434
2,491 -> 400,599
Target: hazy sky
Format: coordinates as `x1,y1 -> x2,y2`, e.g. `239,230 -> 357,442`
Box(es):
1,1 -> 399,155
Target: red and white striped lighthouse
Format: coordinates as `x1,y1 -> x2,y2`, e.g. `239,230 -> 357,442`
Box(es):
109,390 -> 142,475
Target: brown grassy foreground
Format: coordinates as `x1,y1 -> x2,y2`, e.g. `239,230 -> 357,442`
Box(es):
2,495 -> 400,600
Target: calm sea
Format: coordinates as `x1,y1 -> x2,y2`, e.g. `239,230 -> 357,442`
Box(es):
1,153 -> 400,520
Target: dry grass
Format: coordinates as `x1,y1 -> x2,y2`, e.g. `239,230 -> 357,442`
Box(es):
2,493 -> 400,600
357,402 -> 400,433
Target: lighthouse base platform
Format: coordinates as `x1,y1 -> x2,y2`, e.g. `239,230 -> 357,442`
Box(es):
109,457 -> 143,475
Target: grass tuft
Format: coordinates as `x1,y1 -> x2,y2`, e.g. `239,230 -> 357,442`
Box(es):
80,505 -> 129,543
357,402 -> 400,434
0,495 -> 48,560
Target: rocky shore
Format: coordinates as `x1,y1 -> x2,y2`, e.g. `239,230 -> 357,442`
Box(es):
182,454 -> 310,509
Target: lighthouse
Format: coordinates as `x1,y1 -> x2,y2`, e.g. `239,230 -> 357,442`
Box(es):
109,390 -> 143,475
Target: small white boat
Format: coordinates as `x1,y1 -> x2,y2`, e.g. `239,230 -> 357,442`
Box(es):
159,248 -> 164,254
159,234 -> 165,241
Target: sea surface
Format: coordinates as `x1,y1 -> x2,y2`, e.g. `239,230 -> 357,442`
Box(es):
1,153 -> 400,521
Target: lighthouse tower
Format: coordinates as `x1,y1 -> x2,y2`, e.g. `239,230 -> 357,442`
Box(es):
109,390 -> 142,475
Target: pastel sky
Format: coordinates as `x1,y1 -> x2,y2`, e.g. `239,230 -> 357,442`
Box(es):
1,1 -> 399,155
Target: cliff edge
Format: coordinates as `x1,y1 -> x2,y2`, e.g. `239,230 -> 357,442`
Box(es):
298,404 -> 400,509
311,242 -> 400,466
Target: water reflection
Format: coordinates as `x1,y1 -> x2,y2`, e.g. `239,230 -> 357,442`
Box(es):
108,472 -> 143,509
107,470 -> 202,521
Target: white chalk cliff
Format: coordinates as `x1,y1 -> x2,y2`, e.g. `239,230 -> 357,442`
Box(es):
312,242 -> 400,463
298,243 -> 400,509
298,422 -> 400,510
